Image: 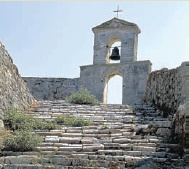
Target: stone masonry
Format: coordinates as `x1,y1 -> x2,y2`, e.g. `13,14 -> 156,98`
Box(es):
0,42 -> 34,128
143,61 -> 189,165
79,60 -> 151,105
24,18 -> 151,105
23,77 -> 79,100
143,61 -> 189,113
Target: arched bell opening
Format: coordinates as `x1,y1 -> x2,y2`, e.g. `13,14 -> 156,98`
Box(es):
103,72 -> 123,104
106,37 -> 121,64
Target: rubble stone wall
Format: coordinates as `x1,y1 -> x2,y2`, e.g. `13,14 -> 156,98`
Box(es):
23,77 -> 79,100
143,62 -> 189,154
0,42 -> 34,128
143,62 -> 189,114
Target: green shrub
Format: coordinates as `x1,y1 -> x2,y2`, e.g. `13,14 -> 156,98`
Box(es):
55,114 -> 92,127
65,88 -> 99,105
4,108 -> 33,131
72,117 -> 92,127
4,108 -> 59,131
32,119 -> 58,130
0,140 -> 3,152
3,130 -> 43,152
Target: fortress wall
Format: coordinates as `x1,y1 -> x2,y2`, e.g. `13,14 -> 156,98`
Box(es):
143,62 -> 189,149
143,62 -> 189,114
23,77 -> 79,100
0,42 -> 35,128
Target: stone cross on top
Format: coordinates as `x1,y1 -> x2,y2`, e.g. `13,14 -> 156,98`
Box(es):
113,5 -> 123,18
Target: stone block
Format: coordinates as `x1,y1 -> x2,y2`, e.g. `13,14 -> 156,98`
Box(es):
113,138 -> 131,143
53,143 -> 68,147
89,116 -> 104,121
83,133 -> 98,137
105,155 -> 124,161
61,133 -> 83,137
98,134 -> 110,138
59,137 -> 82,144
133,146 -> 156,152
103,143 -> 120,148
36,146 -> 58,151
156,128 -> 172,141
81,137 -> 94,144
4,156 -> 39,164
123,151 -> 142,156
98,129 -> 110,134
83,144 -> 104,152
83,129 -> 99,134
50,157 -> 72,165
119,144 -> 132,150
98,150 -> 123,156
71,158 -> 89,166
111,133 -> 122,137
59,146 -> 82,152
71,154 -> 88,159
45,136 -> 59,143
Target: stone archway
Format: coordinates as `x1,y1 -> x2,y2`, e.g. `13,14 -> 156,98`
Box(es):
103,71 -> 123,104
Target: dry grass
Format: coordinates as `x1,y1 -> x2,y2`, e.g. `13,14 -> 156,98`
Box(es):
0,129 -> 13,139
28,100 -> 39,111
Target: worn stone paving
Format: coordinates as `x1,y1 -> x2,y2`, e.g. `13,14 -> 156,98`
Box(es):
0,100 -> 187,169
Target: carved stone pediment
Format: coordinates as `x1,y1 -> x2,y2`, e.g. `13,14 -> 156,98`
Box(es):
92,17 -> 141,33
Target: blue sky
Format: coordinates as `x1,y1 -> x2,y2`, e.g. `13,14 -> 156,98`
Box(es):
0,1 -> 189,103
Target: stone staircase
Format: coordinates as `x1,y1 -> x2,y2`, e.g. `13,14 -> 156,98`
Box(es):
0,100 -> 187,169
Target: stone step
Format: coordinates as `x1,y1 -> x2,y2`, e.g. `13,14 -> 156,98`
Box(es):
3,164 -> 107,169
17,101 -> 184,168
35,131 -> 63,137
103,143 -> 120,149
97,150 -> 123,156
132,146 -> 156,152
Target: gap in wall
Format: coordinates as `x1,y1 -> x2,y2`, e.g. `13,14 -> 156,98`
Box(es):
107,75 -> 122,104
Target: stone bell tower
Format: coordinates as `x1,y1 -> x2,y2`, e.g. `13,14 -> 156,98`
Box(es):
92,17 -> 140,64
79,17 -> 152,105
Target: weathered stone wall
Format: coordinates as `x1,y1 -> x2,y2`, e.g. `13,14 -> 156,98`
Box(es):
0,42 -> 34,128
23,61 -> 151,105
79,60 -> 151,105
143,62 -> 189,156
173,101 -> 189,156
23,77 -> 79,100
143,62 -> 189,114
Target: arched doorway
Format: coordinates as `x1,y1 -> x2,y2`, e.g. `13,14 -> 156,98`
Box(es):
103,72 -> 123,104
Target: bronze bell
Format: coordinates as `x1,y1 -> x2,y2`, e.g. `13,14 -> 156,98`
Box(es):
109,47 -> 120,61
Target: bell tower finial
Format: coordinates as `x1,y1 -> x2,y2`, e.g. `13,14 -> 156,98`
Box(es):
113,5 -> 123,18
